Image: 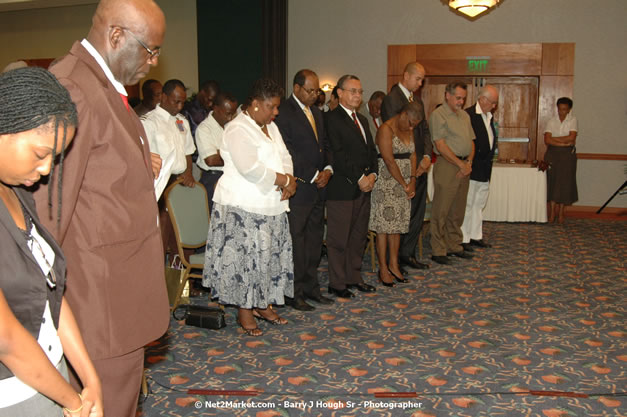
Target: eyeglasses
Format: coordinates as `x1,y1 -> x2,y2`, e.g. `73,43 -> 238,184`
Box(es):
121,27 -> 161,60
302,87 -> 318,95
341,88 -> 364,95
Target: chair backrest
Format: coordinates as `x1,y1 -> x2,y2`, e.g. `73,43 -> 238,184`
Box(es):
164,180 -> 210,248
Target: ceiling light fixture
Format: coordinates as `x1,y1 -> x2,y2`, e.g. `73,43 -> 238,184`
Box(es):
449,0 -> 500,18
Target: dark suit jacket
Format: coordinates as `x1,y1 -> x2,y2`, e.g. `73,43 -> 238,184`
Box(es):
466,104 -> 497,182
0,188 -> 66,380
275,95 -> 331,205
325,106 -> 378,201
33,41 -> 170,360
381,83 -> 433,159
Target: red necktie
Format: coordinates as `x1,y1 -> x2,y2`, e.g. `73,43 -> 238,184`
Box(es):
120,93 -> 129,111
352,112 -> 365,142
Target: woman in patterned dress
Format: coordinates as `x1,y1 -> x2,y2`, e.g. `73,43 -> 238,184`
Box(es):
202,78 -> 297,336
369,102 -> 421,286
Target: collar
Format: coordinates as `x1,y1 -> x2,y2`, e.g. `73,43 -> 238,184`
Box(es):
80,39 -> 127,96
340,103 -> 358,118
292,94 -> 307,111
153,103 -> 178,121
475,101 -> 492,119
398,83 -> 412,101
208,111 -> 224,130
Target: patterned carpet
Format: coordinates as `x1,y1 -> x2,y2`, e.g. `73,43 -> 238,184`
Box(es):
139,219 -> 626,417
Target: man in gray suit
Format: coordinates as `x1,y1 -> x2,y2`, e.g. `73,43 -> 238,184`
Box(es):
381,61 -> 431,270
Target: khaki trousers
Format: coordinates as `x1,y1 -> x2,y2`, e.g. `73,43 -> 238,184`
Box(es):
430,157 -> 470,256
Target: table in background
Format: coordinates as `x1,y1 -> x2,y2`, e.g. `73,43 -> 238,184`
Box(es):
483,163 -> 547,222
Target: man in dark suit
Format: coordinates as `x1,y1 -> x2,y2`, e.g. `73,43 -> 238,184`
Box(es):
381,61 -> 431,270
325,74 -> 378,298
275,69 -> 334,311
461,85 -> 498,250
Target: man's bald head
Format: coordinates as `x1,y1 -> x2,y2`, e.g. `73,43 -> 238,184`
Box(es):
88,0 -> 166,86
401,62 -> 426,93
478,85 -> 499,114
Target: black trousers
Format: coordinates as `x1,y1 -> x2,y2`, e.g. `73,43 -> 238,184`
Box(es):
326,193 -> 371,290
288,197 -> 325,299
199,169 -> 223,212
399,173 -> 428,259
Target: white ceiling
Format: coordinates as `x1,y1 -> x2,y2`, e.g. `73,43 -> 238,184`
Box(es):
0,0 -> 98,13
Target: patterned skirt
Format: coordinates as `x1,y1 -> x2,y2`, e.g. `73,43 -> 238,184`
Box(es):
202,203 -> 294,308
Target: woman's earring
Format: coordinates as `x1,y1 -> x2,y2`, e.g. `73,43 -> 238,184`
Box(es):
254,107 -> 259,112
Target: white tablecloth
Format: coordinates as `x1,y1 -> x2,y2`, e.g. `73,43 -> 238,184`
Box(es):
483,164 -> 547,222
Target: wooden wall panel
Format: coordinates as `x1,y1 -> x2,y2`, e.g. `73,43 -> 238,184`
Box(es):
387,75 -> 403,93
415,43 -> 542,76
537,75 -> 574,160
542,43 -> 575,75
387,45 -> 417,75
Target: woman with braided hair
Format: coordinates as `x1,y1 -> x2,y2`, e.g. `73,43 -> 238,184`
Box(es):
0,67 -> 103,416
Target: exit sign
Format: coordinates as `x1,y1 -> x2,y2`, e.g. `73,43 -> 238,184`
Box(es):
467,56 -> 490,72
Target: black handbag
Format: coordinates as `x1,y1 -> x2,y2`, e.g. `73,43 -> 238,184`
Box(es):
173,305 -> 226,330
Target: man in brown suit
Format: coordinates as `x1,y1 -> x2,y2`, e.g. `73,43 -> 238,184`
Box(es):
33,1 -> 169,416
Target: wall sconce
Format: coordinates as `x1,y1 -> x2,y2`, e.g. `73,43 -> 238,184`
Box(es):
321,83 -> 334,92
448,0 -> 500,18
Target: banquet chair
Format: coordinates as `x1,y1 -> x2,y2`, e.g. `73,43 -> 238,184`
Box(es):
164,179 -> 210,311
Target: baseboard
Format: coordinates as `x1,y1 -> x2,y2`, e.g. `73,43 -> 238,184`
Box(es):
565,205 -> 627,220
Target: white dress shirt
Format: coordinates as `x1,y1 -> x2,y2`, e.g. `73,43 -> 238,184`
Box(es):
545,112 -> 578,137
213,111 -> 293,215
141,104 -> 196,175
195,111 -> 224,172
475,101 -> 494,148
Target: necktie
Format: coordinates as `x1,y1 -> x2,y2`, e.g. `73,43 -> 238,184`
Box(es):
303,106 -> 318,141
408,92 -> 414,103
352,112 -> 366,142
120,93 -> 129,111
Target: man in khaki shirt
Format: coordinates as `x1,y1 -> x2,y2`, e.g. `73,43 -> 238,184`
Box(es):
429,82 -> 475,265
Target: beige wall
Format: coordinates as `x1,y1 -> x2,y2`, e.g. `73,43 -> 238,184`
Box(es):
288,0 -> 627,207
0,0 -> 198,93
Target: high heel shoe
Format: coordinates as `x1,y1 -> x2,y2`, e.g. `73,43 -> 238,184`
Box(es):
377,270 -> 396,287
389,268 -> 409,283
253,308 -> 288,325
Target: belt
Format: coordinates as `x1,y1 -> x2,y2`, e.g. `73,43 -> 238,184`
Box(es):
377,152 -> 411,159
456,155 -> 468,161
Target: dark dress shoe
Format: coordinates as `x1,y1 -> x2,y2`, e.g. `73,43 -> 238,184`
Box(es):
470,239 -> 492,248
447,250 -> 474,259
431,255 -> 451,265
286,297 -> 315,311
347,283 -> 376,293
305,294 -> 334,304
388,268 -> 409,283
461,243 -> 474,252
328,286 -> 355,298
399,256 -> 430,269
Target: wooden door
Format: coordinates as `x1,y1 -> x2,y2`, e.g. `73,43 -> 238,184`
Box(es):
483,77 -> 538,162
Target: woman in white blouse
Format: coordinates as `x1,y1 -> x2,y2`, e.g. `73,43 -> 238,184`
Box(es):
0,68 -> 102,416
543,97 -> 578,223
202,78 -> 297,337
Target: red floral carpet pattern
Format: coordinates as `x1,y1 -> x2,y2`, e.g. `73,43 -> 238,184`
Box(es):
139,219 -> 626,416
